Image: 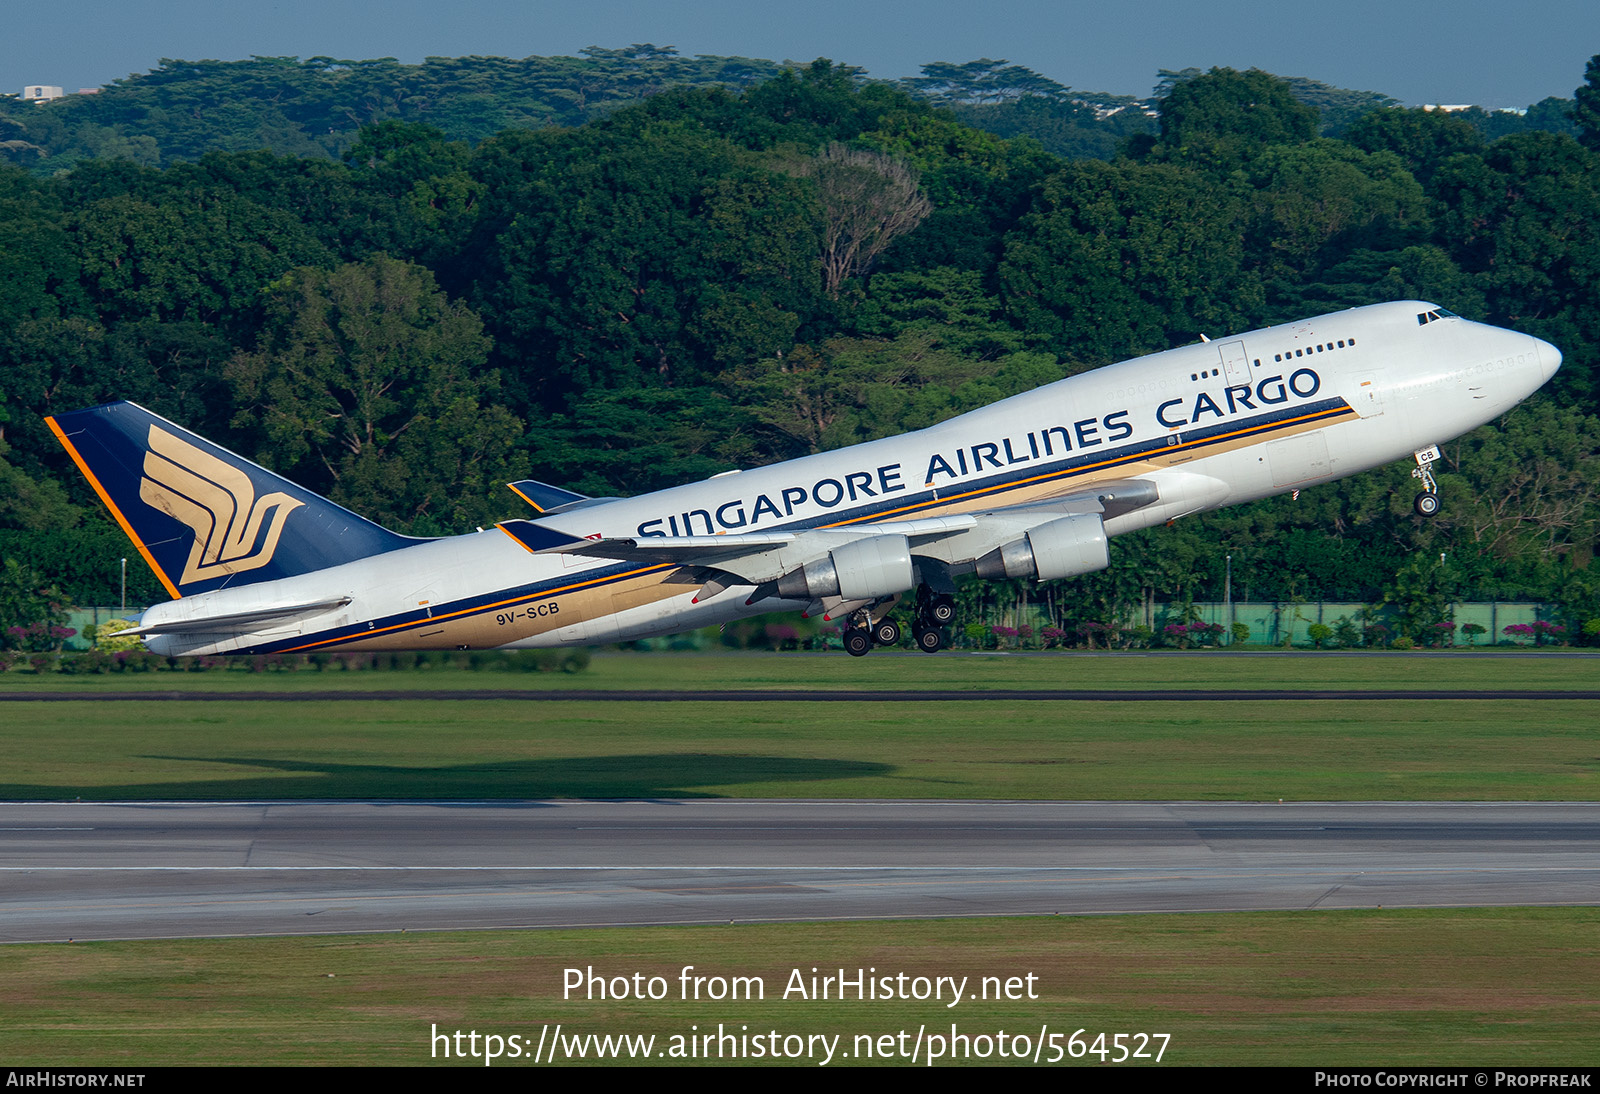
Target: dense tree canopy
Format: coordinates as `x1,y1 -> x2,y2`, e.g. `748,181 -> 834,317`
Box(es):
2,52 -> 1599,643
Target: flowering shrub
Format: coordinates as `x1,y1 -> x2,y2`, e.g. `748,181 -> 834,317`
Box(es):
5,623 -> 76,653
1072,621 -> 1108,649
763,622 -> 799,649
1503,621 -> 1567,646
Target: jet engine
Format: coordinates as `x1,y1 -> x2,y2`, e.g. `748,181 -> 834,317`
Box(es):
974,514 -> 1109,582
775,534 -> 914,602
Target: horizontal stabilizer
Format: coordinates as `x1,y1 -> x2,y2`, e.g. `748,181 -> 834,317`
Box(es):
496,519 -> 593,554
126,596 -> 353,636
507,479 -> 590,512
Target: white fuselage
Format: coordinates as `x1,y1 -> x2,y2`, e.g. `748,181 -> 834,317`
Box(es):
139,302 -> 1559,656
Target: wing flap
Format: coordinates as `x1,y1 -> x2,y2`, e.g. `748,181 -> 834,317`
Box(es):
555,533 -> 798,561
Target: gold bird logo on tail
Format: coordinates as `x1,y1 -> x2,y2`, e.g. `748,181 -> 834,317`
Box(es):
137,425 -> 304,586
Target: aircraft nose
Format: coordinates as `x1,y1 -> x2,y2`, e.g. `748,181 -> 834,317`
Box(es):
1535,337 -> 1562,383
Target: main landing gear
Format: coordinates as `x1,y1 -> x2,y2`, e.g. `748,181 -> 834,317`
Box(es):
1411,444 -> 1441,517
911,582 -> 955,655
843,609 -> 909,657
840,584 -> 955,656
843,624 -> 874,657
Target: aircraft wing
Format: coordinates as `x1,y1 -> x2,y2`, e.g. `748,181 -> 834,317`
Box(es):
497,477 -> 1161,587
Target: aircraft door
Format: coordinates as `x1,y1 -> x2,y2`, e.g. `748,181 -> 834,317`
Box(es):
1218,341 -> 1252,387
1351,372 -> 1384,417
1266,432 -> 1330,487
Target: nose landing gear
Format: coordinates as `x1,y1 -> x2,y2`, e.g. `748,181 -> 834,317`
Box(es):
1411,445 -> 1441,517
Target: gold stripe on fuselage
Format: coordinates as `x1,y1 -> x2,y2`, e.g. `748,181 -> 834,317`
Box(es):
285,404 -> 1356,652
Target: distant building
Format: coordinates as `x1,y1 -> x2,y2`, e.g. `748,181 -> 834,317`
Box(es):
21,85 -> 65,101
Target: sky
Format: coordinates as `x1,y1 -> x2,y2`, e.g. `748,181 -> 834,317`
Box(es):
9,0 -> 1598,109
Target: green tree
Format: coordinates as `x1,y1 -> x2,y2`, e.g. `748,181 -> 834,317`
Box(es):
796,144 -> 932,295
1573,54 -> 1600,152
1151,68 -> 1318,169
0,558 -> 72,651
1382,554 -> 1457,641
1341,107 -> 1484,188
0,167 -> 82,330
519,385 -> 754,497
227,255 -> 522,533
343,121 -> 483,267
469,117 -> 822,402
72,186 -> 334,331
859,110 -> 1057,278
948,94 -> 1154,162
903,60 -> 1070,106
1433,132 -> 1600,406
1243,140 -> 1430,287
1430,401 -> 1600,587
722,330 -> 1060,456
1000,160 -> 1262,360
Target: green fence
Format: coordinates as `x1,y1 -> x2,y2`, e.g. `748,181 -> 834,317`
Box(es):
64,607 -> 148,650
1176,601 -> 1551,646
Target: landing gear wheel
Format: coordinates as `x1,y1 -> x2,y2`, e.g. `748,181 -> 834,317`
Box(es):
844,629 -> 873,657
929,595 -> 956,625
1411,445 -> 1441,514
873,619 -> 902,647
913,625 -> 946,653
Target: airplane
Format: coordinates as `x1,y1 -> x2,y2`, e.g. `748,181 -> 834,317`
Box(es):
46,300 -> 1560,659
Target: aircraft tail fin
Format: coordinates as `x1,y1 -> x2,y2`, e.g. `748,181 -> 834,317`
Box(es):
47,401 -> 419,600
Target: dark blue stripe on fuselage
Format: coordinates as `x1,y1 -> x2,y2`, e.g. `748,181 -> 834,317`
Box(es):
242,398 -> 1354,653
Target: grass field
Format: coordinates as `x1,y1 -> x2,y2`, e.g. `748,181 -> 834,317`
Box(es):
0,675 -> 1595,801
3,909 -> 1597,1066
3,650 -> 1598,802
4,647 -> 1600,694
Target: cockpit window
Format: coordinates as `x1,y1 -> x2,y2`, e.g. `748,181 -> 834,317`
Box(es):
1417,308 -> 1461,325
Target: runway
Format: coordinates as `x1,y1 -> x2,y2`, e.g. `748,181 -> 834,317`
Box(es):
2,800 -> 1596,941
